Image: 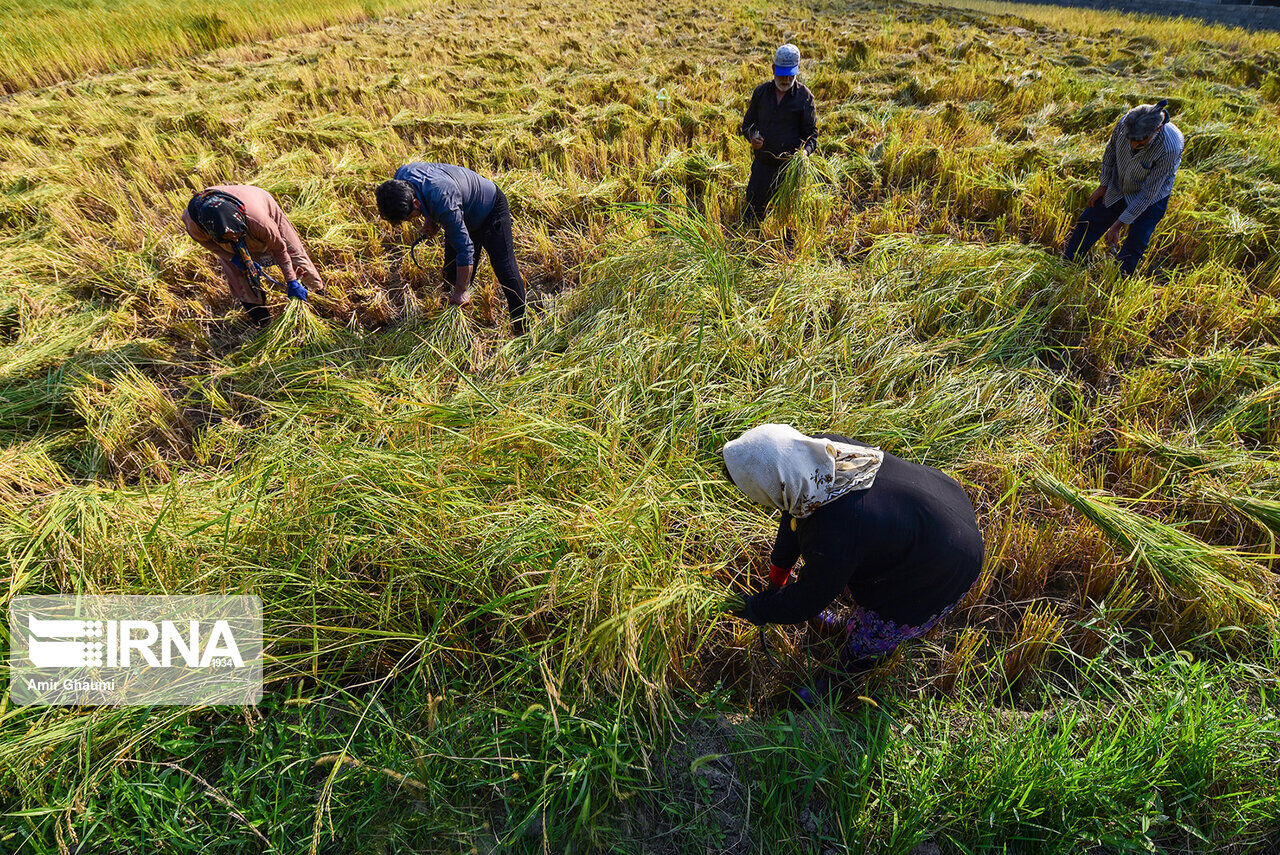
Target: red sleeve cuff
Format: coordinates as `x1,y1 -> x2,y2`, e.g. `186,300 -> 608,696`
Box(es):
768,562 -> 792,588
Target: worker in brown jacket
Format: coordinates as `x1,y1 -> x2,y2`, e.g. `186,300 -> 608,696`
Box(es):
183,185 -> 325,325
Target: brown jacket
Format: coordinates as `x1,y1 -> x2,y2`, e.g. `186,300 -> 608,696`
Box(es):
182,184 -> 323,305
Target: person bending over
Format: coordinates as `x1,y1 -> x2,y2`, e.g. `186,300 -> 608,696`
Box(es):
184,185 -> 324,326
375,163 -> 528,336
1062,99 -> 1183,276
723,424 -> 983,695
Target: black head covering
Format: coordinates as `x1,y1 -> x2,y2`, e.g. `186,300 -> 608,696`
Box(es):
187,190 -> 247,242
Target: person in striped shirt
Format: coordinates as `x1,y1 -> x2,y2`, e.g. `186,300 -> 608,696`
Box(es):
1062,99 -> 1184,275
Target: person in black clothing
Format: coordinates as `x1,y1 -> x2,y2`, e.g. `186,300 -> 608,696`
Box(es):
376,162 -> 528,336
739,43 -> 818,230
722,424 -> 983,683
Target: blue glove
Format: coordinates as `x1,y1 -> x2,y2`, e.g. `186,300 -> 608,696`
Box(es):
286,279 -> 308,301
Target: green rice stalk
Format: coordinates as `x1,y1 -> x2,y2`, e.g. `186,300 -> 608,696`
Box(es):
1001,602 -> 1064,689
1122,429 -> 1280,480
1031,471 -> 1277,627
1211,489 -> 1280,540
766,151 -> 837,247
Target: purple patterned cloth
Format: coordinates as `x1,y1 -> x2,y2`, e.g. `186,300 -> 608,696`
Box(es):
816,599 -> 960,670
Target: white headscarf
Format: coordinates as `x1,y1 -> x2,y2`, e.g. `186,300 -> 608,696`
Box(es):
722,424 -> 884,518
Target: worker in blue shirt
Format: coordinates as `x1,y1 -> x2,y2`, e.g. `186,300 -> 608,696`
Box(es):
376,163 -> 528,335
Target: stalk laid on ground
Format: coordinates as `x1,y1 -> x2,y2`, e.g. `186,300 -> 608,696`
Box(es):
1031,471 -> 1277,627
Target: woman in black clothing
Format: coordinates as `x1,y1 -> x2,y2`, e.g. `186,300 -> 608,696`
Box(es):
723,424 -> 983,673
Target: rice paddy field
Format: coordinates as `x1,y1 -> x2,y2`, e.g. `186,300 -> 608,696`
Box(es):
2,0 -> 1280,850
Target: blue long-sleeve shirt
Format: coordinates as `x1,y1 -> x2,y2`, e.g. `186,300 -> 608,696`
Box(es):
1100,121 -> 1184,225
393,163 -> 499,266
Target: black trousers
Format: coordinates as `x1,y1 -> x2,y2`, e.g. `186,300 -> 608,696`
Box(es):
742,154 -> 785,225
742,154 -> 796,251
443,189 -> 528,334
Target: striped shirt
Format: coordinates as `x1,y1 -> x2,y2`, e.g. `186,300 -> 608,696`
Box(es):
1100,120 -> 1184,225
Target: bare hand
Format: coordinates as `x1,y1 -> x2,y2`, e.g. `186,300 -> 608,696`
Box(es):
1104,222 -> 1122,249
750,133 -> 764,151
1088,185 -> 1107,208
448,288 -> 471,306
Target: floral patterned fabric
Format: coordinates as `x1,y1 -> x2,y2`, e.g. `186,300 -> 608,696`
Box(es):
842,601 -> 955,661
815,593 -> 966,671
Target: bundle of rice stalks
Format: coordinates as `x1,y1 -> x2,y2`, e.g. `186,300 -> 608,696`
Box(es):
1122,429 -> 1226,472
0,441 -> 68,505
1210,380 -> 1280,445
1,313 -> 111,380
1154,347 -> 1280,393
233,300 -> 337,366
766,151 -> 837,248
1209,489 -> 1280,540
413,307 -> 489,375
648,149 -> 733,212
70,368 -> 190,481
1122,429 -> 1280,479
1000,602 -> 1064,691
1031,471 -> 1278,627
583,577 -> 728,696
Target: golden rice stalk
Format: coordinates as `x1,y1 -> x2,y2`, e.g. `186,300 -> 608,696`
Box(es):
936,625 -> 987,695
0,441 -> 69,507
234,300 -> 336,366
1001,602 -> 1064,690
70,368 -> 189,480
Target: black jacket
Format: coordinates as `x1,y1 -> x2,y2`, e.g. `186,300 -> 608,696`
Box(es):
740,81 -> 818,158
738,435 -> 983,627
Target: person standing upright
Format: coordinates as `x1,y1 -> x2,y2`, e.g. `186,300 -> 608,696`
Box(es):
740,43 -> 818,230
1062,99 -> 1184,276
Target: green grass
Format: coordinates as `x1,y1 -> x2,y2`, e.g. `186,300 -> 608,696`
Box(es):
2,0 -> 1280,849
0,0 -> 431,94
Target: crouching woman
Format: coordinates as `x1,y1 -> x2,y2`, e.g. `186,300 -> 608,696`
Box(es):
723,424 -> 983,680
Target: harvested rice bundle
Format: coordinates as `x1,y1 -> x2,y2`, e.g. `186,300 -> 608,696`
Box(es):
234,300 -> 337,366
766,151 -> 837,248
1031,471 -> 1277,627
71,368 -> 189,480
